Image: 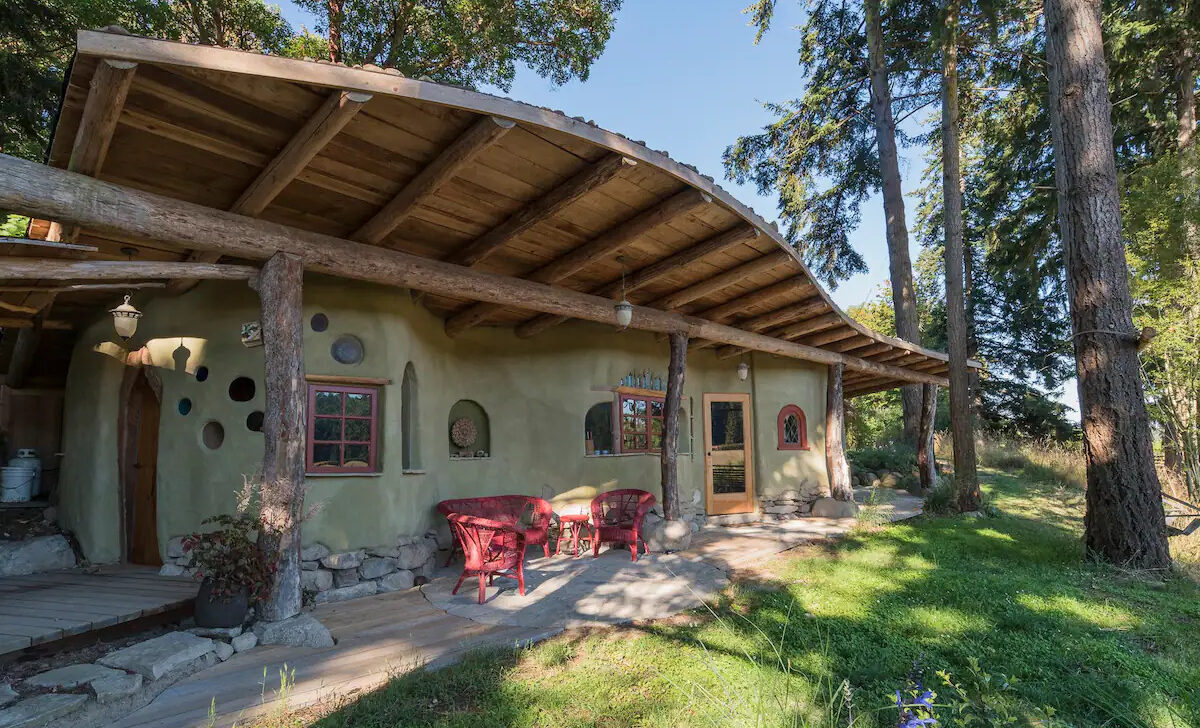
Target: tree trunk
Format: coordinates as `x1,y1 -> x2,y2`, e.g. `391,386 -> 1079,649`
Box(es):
918,384 -> 937,490
254,252 -> 308,621
942,0 -> 980,512
1045,0 -> 1171,569
661,332 -> 687,521
827,363 -> 853,501
865,0 -> 923,447
326,0 -> 344,63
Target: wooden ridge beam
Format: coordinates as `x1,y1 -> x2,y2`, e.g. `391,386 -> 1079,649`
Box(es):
0,153 -> 949,388
448,154 -> 636,268
354,116 -> 515,245
652,249 -> 791,311
444,188 -> 711,336
169,88 -> 372,294
0,259 -> 258,281
515,224 -> 759,338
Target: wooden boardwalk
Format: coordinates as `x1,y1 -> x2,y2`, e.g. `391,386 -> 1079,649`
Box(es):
0,566 -> 198,655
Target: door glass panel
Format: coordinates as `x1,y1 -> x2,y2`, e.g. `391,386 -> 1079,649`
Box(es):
709,400 -> 746,494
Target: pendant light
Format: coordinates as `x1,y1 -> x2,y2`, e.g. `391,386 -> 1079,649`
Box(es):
614,256 -> 633,329
110,293 -> 142,341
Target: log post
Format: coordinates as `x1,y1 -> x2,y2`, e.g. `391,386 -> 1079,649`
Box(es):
826,363 -> 853,501
661,332 -> 687,520
253,252 -> 306,622
918,383 -> 937,490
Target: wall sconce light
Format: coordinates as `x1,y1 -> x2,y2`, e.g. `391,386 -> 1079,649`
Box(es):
737,361 -> 750,381
110,294 -> 143,341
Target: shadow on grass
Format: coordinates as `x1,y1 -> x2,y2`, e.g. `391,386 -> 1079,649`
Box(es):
309,473 -> 1200,728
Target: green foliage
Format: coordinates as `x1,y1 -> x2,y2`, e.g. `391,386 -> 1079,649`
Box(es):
848,442 -> 917,474
923,477 -> 957,514
0,215 -> 30,237
294,0 -> 621,90
279,27 -> 329,60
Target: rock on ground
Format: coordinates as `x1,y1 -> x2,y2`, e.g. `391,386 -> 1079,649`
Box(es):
314,581 -> 376,605
644,519 -> 692,553
253,614 -> 334,648
0,535 -> 75,577
214,642 -> 235,661
300,569 -> 333,592
23,663 -> 124,690
300,543 -> 330,562
97,631 -> 215,680
0,685 -> 15,709
320,551 -> 361,570
188,625 -> 242,640
90,673 -> 143,705
231,632 -> 257,653
359,557 -> 396,579
376,570 -> 415,592
810,497 -> 859,519
394,541 -> 435,570
331,568 -> 360,588
0,693 -> 89,728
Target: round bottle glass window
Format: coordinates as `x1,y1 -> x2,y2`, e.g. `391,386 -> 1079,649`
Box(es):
331,335 -> 365,365
310,313 -> 329,332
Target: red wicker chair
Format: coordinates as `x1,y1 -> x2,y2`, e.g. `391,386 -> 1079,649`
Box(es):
437,495 -> 553,565
446,513 -> 526,604
590,489 -> 656,562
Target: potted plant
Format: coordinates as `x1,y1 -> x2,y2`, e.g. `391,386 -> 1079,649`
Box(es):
183,513 -> 273,628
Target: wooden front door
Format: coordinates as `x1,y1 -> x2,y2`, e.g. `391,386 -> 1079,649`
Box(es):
126,373 -> 162,566
703,393 -> 754,515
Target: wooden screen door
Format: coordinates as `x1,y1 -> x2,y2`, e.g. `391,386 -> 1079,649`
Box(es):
126,373 -> 162,566
703,393 -> 754,515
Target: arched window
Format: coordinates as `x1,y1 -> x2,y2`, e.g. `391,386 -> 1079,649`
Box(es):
449,400 -> 490,458
777,405 -> 808,450
401,362 -> 420,469
585,402 -> 615,455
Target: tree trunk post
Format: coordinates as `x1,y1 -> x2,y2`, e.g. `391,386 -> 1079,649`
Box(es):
918,384 -> 937,491
661,332 -> 687,521
254,252 -> 307,621
941,0 -> 980,512
1045,0 -> 1171,569
865,0 -> 923,448
826,363 -> 853,501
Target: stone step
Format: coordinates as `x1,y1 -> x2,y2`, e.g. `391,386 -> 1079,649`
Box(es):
702,512 -> 760,527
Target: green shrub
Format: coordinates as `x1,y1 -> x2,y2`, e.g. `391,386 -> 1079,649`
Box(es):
923,477 -> 958,515
848,442 -> 917,475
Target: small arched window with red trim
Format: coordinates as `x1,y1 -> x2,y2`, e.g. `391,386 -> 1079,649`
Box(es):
777,405 -> 808,450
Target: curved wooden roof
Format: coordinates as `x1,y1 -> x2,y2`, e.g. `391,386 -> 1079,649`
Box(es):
4,29 -> 964,395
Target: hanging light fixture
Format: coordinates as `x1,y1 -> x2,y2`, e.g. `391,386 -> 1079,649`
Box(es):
614,256 -> 633,329
110,293 -> 143,341
737,361 -> 750,381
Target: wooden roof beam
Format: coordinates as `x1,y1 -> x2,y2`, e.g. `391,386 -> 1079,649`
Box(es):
0,314 -> 71,331
713,312 -> 844,360
169,88 -> 372,294
796,327 -> 859,348
693,275 -> 816,323
354,115 -> 514,245
0,258 -> 258,280
444,188 -> 711,336
0,153 -> 949,388
832,339 -> 891,356
733,297 -> 826,333
652,249 -> 792,311
447,153 -> 636,268
514,224 -> 759,338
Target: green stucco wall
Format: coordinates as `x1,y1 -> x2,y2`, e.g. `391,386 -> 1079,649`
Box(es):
57,278 -> 830,563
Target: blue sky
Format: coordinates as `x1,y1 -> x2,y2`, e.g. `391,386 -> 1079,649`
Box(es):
274,1 -> 1080,416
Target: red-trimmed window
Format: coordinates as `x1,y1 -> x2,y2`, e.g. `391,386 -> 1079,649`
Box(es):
777,405 -> 808,450
307,384 -> 380,473
619,394 -> 665,453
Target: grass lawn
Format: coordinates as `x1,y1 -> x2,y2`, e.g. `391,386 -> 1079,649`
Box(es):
267,471 -> 1200,727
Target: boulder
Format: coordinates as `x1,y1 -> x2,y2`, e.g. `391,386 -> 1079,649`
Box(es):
189,625 -> 242,640
231,632 -> 258,653
644,519 -> 692,553
810,497 -> 859,519
300,543 -> 330,562
301,569 -> 333,592
24,663 -> 124,690
331,568 -> 359,588
90,673 -> 143,705
366,545 -> 400,559
0,535 -> 75,577
253,614 -> 334,648
0,685 -> 15,709
314,581 -> 377,604
98,631 -> 215,680
394,540 -> 436,570
301,561 -> 319,571
0,694 -> 88,726
320,551 -> 361,570
214,642 -> 235,661
377,570 -> 415,592
764,504 -> 798,515
359,557 -> 396,579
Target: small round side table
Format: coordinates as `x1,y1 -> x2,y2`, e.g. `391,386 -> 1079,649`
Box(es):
555,514 -> 593,558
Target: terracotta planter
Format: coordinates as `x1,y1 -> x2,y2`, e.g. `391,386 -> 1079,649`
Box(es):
194,578 -> 249,628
